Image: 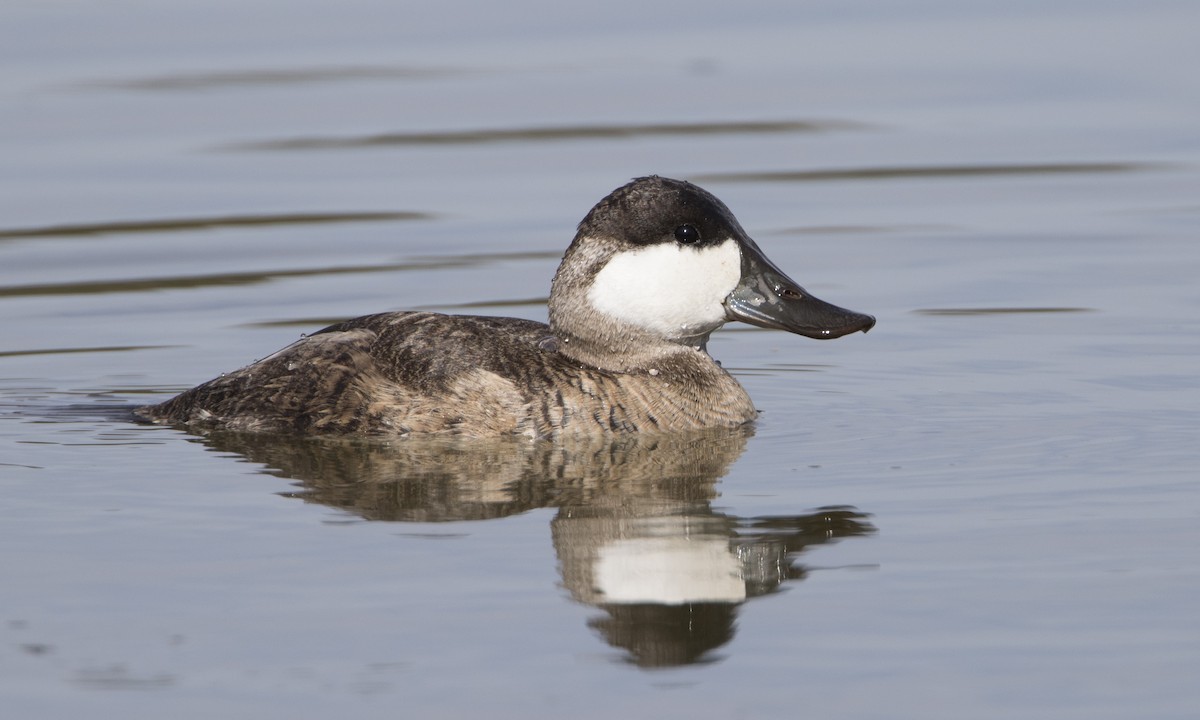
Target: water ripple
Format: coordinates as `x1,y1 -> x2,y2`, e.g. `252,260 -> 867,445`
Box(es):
0,251 -> 560,298
692,162 -> 1159,184
418,296 -> 549,310
0,345 -> 175,359
0,211 -> 430,241
915,307 -> 1095,316
222,119 -> 859,152
76,65 -> 459,91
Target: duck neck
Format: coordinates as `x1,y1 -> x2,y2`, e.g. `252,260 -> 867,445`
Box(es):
552,322 -> 714,373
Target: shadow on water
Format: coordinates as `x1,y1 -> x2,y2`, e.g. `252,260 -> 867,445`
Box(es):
189,426 -> 875,668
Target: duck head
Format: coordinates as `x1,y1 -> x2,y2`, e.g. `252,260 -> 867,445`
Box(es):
549,176 -> 875,370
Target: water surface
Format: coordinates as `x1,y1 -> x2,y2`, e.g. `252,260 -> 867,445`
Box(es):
2,1 -> 1199,718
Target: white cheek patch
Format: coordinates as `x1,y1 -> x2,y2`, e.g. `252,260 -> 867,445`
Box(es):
587,238 -> 742,339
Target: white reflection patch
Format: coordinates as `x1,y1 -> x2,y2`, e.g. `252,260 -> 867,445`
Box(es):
594,536 -> 747,604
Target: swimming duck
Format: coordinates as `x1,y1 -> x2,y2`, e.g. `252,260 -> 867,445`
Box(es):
137,176 -> 874,437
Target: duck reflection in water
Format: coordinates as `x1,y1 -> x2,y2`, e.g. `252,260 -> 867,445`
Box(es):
194,426 -> 875,668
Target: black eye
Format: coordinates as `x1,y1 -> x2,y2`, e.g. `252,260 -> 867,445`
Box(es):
674,224 -> 701,244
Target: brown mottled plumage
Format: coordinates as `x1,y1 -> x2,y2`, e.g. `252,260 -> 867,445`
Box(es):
137,176 -> 874,438
142,311 -> 754,436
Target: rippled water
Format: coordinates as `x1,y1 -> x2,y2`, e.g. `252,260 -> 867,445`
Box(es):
3,1 -> 1199,718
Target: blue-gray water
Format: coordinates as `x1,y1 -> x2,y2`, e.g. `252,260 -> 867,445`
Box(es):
2,2 -> 1198,718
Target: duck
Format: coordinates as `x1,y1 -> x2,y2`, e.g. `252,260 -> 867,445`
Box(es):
136,176 -> 874,438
